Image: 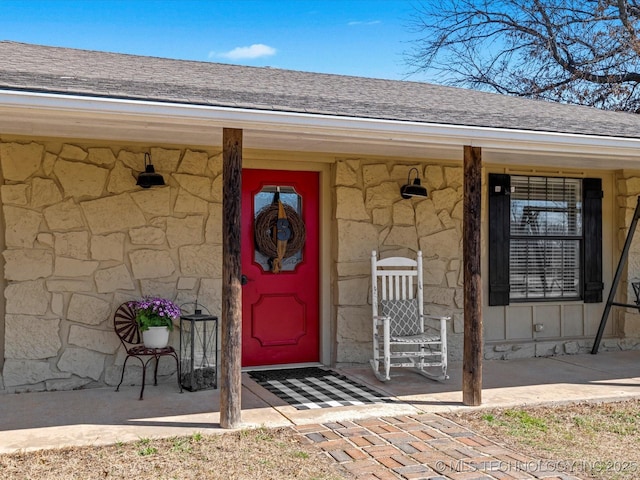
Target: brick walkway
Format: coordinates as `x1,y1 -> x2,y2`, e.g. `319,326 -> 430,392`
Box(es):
295,414 -> 583,480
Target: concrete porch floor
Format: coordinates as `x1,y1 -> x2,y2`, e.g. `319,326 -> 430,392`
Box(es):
1,349 -> 639,454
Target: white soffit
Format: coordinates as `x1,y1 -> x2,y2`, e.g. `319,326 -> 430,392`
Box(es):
1,90 -> 640,169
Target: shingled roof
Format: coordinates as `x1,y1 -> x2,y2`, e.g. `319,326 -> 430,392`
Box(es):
1,41 -> 639,140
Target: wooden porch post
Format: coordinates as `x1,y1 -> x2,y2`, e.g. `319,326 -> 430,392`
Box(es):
220,128 -> 243,428
463,146 -> 483,406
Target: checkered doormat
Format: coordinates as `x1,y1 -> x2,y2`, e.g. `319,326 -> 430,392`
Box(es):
249,367 -> 392,410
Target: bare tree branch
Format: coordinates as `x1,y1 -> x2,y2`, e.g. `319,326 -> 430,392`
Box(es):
405,0 -> 640,111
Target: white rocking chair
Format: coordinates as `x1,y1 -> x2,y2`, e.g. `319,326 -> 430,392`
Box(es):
370,250 -> 450,382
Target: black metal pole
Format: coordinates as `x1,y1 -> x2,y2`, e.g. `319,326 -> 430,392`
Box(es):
592,196 -> 640,354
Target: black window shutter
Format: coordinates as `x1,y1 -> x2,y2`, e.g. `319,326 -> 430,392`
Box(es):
489,174 -> 511,306
583,177 -> 603,303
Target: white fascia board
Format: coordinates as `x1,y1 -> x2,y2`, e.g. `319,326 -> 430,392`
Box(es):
1,89 -> 640,158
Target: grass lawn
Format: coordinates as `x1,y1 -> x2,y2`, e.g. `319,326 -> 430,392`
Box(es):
444,398 -> 640,480
0,427 -> 351,480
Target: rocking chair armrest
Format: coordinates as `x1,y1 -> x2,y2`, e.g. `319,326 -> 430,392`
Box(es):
373,315 -> 391,325
422,314 -> 450,333
424,314 -> 451,321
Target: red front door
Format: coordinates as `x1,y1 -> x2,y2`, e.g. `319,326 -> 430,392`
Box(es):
241,169 -> 319,367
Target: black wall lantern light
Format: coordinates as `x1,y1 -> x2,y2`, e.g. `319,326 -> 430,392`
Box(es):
136,153 -> 165,188
400,167 -> 428,199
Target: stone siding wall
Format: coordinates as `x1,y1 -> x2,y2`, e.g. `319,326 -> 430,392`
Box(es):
334,160 -> 464,364
0,140 -> 223,393
614,171 -> 640,348
5,141 -> 623,392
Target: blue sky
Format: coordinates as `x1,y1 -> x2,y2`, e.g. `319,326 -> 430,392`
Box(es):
1,0 -> 421,80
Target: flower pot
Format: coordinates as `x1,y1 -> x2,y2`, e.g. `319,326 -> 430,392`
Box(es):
142,326 -> 170,348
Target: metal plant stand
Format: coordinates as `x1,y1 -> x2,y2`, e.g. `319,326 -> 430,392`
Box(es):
179,310 -> 218,391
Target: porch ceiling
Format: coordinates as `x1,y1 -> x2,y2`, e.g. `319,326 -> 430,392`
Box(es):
2,89 -> 640,170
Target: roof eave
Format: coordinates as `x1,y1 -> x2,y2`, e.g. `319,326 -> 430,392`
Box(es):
1,89 -> 639,167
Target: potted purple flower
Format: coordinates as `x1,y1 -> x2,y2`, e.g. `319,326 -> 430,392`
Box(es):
128,296 -> 181,348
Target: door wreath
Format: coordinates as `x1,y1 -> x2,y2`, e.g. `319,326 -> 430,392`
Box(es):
254,192 -> 306,273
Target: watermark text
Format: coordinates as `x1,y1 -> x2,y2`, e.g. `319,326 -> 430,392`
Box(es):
434,459 -> 638,474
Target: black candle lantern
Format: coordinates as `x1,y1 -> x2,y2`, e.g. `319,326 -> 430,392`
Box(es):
179,303 -> 218,391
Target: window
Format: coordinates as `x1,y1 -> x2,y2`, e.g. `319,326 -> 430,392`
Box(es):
489,174 -> 603,305
510,176 -> 582,300
253,185 -> 303,272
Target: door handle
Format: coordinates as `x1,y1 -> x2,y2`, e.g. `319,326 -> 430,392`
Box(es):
241,274 -> 249,286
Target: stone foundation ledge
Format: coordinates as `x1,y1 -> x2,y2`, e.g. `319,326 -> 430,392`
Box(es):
484,338 -> 640,360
